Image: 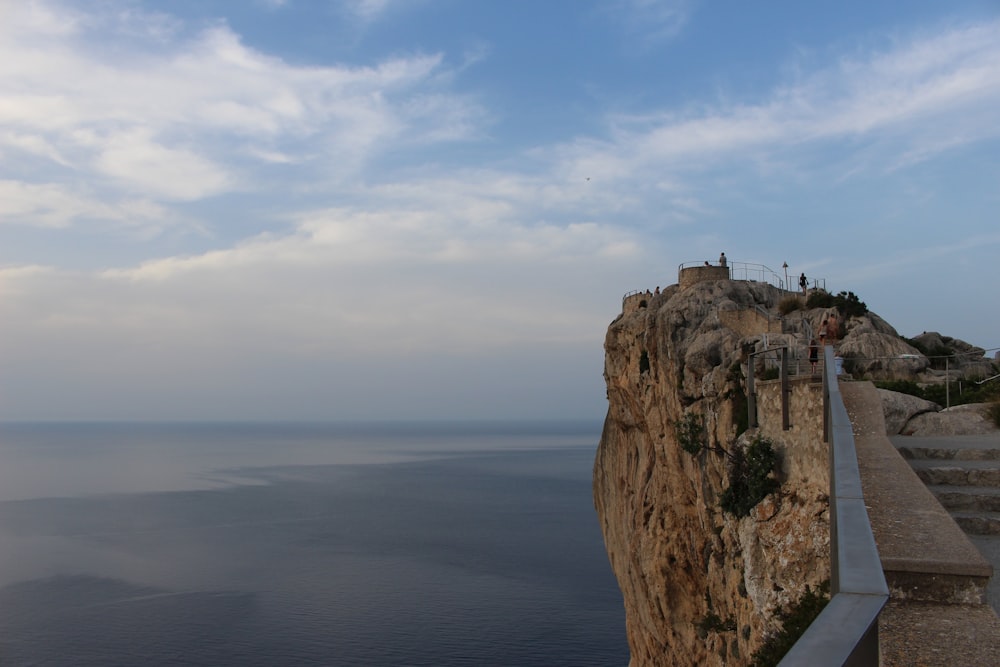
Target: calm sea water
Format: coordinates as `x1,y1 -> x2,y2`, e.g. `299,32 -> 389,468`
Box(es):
0,422 -> 628,666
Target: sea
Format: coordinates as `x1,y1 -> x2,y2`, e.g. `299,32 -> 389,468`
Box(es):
0,421 -> 628,666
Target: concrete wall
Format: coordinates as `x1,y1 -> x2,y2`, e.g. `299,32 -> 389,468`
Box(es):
719,308 -> 783,338
679,265 -> 730,288
622,292 -> 652,314
755,377 -> 828,491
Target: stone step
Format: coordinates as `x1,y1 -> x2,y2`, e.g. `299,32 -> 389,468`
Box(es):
909,460 -> 1000,488
897,445 -> 1000,461
931,485 -> 1000,512
952,512 -> 1000,537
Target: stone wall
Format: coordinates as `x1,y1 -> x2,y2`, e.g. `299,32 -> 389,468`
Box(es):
755,377 -> 828,490
679,265 -> 730,288
719,308 -> 783,339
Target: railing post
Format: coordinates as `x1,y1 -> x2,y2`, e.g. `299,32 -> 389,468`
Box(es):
781,347 -> 790,430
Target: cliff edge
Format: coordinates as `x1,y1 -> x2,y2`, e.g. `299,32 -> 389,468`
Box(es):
594,277 -> 836,666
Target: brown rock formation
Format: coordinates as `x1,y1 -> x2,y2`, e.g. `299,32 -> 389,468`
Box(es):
594,278 -> 830,667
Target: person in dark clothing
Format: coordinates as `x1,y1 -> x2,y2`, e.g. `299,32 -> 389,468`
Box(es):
809,339 -> 819,374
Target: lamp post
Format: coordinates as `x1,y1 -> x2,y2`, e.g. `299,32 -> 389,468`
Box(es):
782,262 -> 789,291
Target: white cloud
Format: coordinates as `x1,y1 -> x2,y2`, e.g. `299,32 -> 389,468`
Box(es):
0,2 -> 481,228
0,180 -> 167,228
554,20 -> 1000,185
344,0 -> 399,22
608,0 -> 695,45
95,129 -> 232,201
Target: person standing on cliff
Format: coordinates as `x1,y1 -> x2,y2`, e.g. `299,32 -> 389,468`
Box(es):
799,273 -> 808,296
718,252 -> 727,267
809,339 -> 819,374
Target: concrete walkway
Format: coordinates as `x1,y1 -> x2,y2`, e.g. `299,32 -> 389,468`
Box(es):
840,381 -> 1000,667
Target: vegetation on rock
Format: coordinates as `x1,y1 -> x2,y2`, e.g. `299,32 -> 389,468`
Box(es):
676,414 -> 781,518
749,581 -> 830,667
875,378 -> 1000,407
777,296 -> 803,315
676,411 -> 707,455
720,436 -> 780,518
806,290 -> 868,317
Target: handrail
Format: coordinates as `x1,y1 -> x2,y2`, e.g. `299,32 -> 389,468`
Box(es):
777,345 -> 888,666
622,289 -> 643,305
677,260 -> 827,293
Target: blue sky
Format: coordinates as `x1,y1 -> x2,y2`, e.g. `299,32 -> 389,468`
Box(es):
1,0 -> 998,421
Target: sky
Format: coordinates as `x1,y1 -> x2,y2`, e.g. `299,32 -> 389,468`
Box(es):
1,0 -> 998,421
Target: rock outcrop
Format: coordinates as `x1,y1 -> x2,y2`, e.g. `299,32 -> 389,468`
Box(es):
594,278 -> 831,666
878,389 -> 940,436
594,276 -> 998,665
902,404 -> 997,436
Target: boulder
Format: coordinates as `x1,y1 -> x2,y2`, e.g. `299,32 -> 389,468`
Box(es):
901,403 -> 998,436
836,333 -> 927,380
878,389 -> 940,436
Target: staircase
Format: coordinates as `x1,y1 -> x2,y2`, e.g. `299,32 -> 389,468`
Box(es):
842,384 -> 1000,666
893,436 -> 1000,538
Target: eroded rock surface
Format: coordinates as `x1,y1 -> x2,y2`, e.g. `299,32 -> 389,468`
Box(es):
595,279 -> 829,667
597,277 -> 997,665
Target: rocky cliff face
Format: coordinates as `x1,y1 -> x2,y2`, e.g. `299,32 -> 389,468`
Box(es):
594,278 -> 832,666
593,276 -> 997,665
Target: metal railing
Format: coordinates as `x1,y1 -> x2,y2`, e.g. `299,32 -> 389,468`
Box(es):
777,345 -> 888,667
677,259 -> 827,293
730,261 -> 787,290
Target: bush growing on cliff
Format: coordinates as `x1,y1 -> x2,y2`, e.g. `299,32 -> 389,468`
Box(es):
750,581 -> 830,667
720,436 -> 780,518
675,412 -> 707,455
778,296 -> 803,315
806,290 -> 868,317
833,290 -> 867,317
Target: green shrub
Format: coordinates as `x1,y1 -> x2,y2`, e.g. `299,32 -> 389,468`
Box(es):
778,296 -> 803,315
697,611 -> 737,638
875,378 -> 1000,407
806,290 -> 868,317
750,582 -> 830,667
832,291 -> 868,317
760,367 -> 780,381
676,412 -> 706,455
805,291 -> 833,309
720,436 -> 780,518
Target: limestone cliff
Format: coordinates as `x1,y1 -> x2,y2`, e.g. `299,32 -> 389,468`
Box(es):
593,278 -> 833,667
593,276 -> 997,665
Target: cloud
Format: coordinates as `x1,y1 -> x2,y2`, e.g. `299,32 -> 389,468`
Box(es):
552,20 -> 1000,189
2,4 -> 998,418
343,0 -> 400,22
96,129 -> 233,201
0,180 -> 168,229
608,0 -> 696,45
0,2 -> 481,228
